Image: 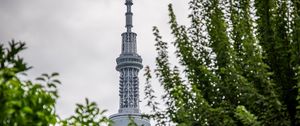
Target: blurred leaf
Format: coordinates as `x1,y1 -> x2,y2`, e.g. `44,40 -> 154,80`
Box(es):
51,72 -> 59,77
36,77 -> 45,81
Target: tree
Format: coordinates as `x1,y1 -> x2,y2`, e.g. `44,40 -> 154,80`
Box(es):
0,40 -> 111,125
61,98 -> 111,126
144,0 -> 300,125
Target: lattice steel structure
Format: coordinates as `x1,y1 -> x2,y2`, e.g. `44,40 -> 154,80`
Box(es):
109,0 -> 150,125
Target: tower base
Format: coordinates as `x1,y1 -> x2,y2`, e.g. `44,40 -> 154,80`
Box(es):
109,113 -> 150,126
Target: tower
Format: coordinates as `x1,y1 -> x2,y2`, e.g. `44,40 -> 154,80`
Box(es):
109,0 -> 150,126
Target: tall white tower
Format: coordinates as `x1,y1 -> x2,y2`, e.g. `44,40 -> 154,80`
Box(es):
109,0 -> 150,125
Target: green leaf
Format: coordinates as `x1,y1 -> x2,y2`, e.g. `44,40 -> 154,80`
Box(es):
22,106 -> 33,114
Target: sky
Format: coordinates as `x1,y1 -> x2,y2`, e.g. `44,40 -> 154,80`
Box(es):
0,0 -> 190,122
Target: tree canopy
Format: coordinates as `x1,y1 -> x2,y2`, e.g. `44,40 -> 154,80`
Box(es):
0,40 -> 111,126
145,0 -> 300,125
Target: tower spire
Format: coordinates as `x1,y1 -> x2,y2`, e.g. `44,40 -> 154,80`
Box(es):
109,0 -> 150,125
125,0 -> 133,32
117,0 -> 142,113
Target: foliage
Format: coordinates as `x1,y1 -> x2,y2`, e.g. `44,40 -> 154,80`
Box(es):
145,0 -> 300,125
128,117 -> 138,126
0,40 -> 59,125
0,40 -> 110,125
234,106 -> 260,126
61,98 -> 111,126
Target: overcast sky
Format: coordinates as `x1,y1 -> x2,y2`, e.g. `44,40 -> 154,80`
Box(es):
0,0 -> 190,122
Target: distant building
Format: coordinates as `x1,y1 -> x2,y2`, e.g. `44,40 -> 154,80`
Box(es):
109,0 -> 151,126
